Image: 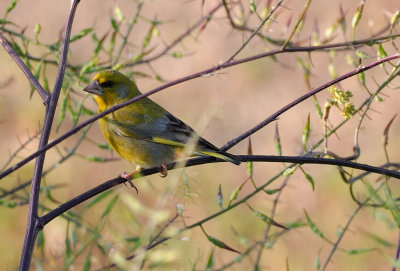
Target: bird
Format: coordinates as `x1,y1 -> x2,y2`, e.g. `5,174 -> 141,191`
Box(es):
83,69 -> 240,179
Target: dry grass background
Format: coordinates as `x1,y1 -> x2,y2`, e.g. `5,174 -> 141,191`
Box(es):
0,0 -> 400,270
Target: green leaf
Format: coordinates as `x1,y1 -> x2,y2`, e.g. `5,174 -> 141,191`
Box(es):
101,195 -> 119,219
361,229 -> 394,248
70,28 -> 93,42
274,123 -> 282,156
6,0 -> 18,15
205,248 -> 214,270
34,23 -> 41,35
64,223 -> 72,265
172,51 -> 182,58
142,25 -> 155,49
346,248 -> 374,255
285,221 -> 306,229
207,235 -> 240,254
57,95 -> 68,130
253,210 -> 289,230
84,190 -> 113,210
283,165 -> 297,177
302,114 -> 310,151
86,155 -> 110,162
355,50 -> 369,59
383,184 -> 400,227
114,5 -> 125,21
125,237 -> 142,251
229,186 -> 240,205
390,11 -> 400,26
304,172 -> 315,191
249,0 -> 257,13
83,253 -> 91,271
304,209 -> 324,238
36,230 -> 45,249
12,41 -> 23,56
228,179 -> 248,207
96,243 -> 107,256
72,100 -> 84,125
313,252 -> 321,269
384,253 -> 400,269
351,1 -> 365,39
358,71 -> 365,86
247,137 -> 254,175
313,96 -> 323,119
328,63 -> 337,79
0,19 -> 14,25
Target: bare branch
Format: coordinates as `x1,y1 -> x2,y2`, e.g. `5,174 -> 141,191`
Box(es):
0,33 -> 49,103
1,49 -> 398,181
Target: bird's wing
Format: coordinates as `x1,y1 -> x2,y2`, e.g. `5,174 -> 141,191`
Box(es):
106,109 -> 220,152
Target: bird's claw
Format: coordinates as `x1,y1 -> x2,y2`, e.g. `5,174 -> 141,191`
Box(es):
120,171 -> 139,193
160,163 -> 168,178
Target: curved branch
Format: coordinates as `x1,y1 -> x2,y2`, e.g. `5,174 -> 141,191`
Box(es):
0,49 -> 398,181
40,154 -> 400,226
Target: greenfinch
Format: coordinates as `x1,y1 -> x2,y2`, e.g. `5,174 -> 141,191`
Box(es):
83,70 -> 240,175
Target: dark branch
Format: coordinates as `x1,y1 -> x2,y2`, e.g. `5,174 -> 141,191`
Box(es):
40,154 -> 400,226
0,32 -> 49,103
0,50 -> 398,181
18,0 -> 81,270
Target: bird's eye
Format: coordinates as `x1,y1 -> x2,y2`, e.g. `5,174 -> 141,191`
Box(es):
100,81 -> 114,88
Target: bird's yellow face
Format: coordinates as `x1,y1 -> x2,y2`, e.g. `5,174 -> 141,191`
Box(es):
84,69 -> 140,112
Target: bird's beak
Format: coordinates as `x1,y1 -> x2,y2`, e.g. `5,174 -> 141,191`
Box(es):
83,80 -> 103,96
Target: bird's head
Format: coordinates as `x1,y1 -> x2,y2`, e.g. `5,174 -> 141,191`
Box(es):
84,69 -> 140,110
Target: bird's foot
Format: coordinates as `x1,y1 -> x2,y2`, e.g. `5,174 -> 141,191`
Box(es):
120,171 -> 139,193
160,163 -> 168,178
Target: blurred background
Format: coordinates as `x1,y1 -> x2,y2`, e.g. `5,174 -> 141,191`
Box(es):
0,0 -> 400,270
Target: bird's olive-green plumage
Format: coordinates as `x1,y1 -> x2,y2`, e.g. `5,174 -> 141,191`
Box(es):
84,69 -> 240,168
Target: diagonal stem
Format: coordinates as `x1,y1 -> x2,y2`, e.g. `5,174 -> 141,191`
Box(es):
0,33 -> 49,103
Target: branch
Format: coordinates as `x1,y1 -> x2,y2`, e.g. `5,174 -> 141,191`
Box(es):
0,48 -> 398,181
0,33 -> 49,103
226,0 -> 283,63
126,2 -> 224,66
18,0 -> 80,270
40,154 -> 400,226
221,53 -> 400,151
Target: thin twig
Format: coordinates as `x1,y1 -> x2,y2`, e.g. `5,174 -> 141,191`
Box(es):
0,126 -> 90,199
112,1 -> 144,66
0,33 -> 49,103
226,0 -> 284,63
281,0 -> 312,49
320,183 -> 382,271
0,51 -> 398,181
391,230 -> 400,271
124,2 -> 224,66
221,54 -> 400,151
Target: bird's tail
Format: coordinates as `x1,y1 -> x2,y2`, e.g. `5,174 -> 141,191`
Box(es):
200,150 -> 241,165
